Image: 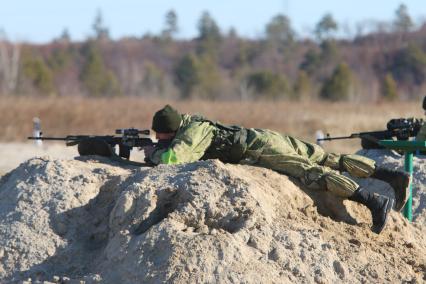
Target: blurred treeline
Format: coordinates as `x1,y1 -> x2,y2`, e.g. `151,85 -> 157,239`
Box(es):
0,4 -> 425,101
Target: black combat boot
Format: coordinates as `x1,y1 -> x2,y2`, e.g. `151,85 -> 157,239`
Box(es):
349,187 -> 394,234
371,167 -> 410,212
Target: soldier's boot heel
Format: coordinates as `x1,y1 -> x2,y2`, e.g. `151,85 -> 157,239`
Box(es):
371,167 -> 410,212
349,187 -> 393,234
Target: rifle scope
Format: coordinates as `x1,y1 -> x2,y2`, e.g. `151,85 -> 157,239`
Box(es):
115,128 -> 150,136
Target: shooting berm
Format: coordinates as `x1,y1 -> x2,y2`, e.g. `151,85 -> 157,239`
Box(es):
1,2 -> 426,283
0,100 -> 425,283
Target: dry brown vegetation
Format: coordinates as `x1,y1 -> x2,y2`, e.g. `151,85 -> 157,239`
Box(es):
0,97 -> 422,153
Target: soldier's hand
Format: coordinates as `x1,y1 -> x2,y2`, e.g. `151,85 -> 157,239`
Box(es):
142,146 -> 156,158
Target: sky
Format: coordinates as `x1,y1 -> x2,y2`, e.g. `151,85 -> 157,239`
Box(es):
0,0 -> 426,43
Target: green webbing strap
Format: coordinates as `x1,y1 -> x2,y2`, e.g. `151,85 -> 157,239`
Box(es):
161,149 -> 179,164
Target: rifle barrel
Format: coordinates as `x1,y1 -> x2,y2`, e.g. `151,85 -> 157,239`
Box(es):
317,135 -> 358,141
28,137 -> 74,141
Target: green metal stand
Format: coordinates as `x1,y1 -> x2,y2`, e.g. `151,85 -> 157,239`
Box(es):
378,140 -> 426,222
403,152 -> 413,221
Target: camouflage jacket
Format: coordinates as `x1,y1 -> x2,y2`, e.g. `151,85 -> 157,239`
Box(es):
416,122 -> 426,141
148,114 -> 247,165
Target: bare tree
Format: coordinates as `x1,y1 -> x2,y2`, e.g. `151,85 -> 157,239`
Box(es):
0,30 -> 20,95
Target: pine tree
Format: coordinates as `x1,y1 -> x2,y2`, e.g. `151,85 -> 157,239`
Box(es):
390,43 -> 426,86
246,71 -> 289,99
193,55 -> 223,99
58,28 -> 71,43
197,11 -> 221,56
320,63 -> 352,101
293,71 -> 312,101
80,42 -> 120,96
174,54 -> 200,98
22,55 -> 55,96
174,53 -> 223,99
315,13 -> 338,41
382,73 -> 398,101
162,10 -> 179,39
92,10 -> 109,41
142,62 -> 164,95
394,4 -> 413,33
300,49 -> 321,76
265,14 -> 294,47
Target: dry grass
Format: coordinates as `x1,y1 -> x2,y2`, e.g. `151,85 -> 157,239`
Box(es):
0,97 -> 422,153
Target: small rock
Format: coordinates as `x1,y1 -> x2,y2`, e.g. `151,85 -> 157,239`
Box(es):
292,267 -> 302,277
184,226 -> 194,233
284,241 -> 295,250
333,260 -> 346,279
321,243 -> 331,251
369,269 -> 378,279
82,274 -> 102,283
348,238 -> 361,246
268,247 -> 284,262
314,274 -> 326,284
198,224 -> 210,234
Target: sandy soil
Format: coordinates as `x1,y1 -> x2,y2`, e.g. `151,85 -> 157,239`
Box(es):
0,156 -> 425,283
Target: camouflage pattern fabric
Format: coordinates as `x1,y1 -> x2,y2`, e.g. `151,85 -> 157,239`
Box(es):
149,114 -> 215,165
149,115 -> 376,198
242,129 -> 375,198
416,123 -> 426,141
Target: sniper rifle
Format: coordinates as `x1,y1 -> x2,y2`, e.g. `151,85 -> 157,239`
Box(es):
28,128 -> 170,161
317,118 -> 424,149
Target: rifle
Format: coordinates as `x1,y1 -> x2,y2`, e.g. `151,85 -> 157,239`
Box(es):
28,128 -> 171,161
317,118 -> 424,149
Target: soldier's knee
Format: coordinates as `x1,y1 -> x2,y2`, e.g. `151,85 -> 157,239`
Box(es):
321,172 -> 359,198
322,153 -> 376,178
341,154 -> 375,178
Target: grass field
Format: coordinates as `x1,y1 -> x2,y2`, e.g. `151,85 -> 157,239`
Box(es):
0,97 -> 423,154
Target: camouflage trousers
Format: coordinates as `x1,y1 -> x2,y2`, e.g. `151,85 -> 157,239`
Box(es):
242,129 -> 376,198
416,122 -> 426,141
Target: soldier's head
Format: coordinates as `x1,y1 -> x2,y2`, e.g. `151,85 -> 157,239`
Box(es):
152,104 -> 182,140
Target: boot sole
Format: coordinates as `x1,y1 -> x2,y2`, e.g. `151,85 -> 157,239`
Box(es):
394,174 -> 410,212
372,198 -> 394,234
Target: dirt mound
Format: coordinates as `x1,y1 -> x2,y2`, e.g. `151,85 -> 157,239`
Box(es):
0,156 -> 425,283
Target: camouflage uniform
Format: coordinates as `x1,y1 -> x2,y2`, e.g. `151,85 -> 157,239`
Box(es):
148,114 -> 376,198
416,123 -> 426,141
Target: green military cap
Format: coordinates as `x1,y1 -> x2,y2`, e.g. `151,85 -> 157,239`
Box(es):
152,105 -> 182,133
